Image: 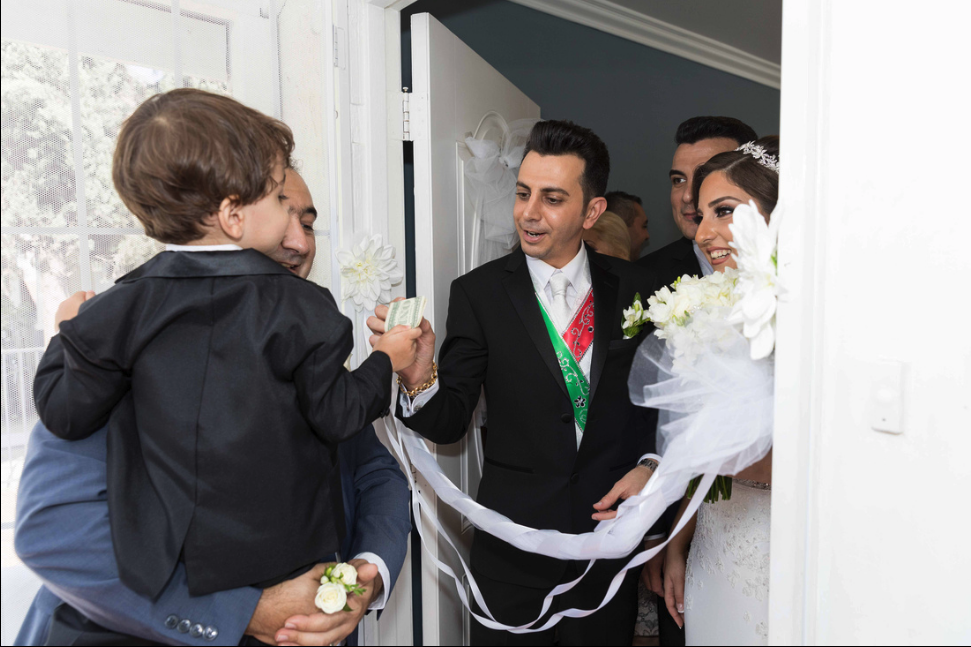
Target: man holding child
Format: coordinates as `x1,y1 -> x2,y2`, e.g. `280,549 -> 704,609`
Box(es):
17,89 -> 413,646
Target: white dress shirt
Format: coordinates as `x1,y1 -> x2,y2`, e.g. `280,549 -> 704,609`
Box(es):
401,244 -> 593,448
164,243 -> 243,252
167,242 -> 390,609
692,241 -> 714,276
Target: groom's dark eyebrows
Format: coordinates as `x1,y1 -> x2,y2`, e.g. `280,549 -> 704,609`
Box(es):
669,169 -> 686,178
516,182 -> 570,195
516,181 -> 569,195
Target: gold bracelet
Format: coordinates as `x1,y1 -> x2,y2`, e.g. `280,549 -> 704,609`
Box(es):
398,361 -> 438,398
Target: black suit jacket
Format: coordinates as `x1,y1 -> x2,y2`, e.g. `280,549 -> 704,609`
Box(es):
637,236 -> 703,288
34,250 -> 392,599
399,246 -> 660,589
638,237 -> 704,554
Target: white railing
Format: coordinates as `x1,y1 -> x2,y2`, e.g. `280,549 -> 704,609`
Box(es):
1,348 -> 45,492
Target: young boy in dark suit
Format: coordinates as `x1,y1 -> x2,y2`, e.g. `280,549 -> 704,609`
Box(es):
32,88 -> 420,602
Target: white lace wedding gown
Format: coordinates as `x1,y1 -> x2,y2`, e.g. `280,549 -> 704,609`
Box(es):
684,479 -> 771,645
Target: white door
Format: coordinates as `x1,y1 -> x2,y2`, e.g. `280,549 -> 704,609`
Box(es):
409,12 -> 540,646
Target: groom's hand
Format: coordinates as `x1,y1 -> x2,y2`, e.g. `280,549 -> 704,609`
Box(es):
275,559 -> 383,647
246,563 -> 330,644
591,464 -> 654,521
368,298 -> 436,390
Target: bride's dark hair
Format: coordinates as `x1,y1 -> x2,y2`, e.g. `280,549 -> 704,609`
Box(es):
692,135 -> 779,216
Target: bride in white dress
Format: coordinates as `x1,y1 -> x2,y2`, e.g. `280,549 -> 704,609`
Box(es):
663,135 -> 780,646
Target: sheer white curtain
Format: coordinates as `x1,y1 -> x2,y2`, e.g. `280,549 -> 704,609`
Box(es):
0,1 -> 306,643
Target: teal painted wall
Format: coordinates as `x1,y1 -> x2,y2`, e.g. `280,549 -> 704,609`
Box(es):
402,0 -> 780,253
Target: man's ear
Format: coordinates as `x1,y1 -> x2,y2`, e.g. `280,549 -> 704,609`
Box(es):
214,196 -> 245,241
582,196 -> 607,230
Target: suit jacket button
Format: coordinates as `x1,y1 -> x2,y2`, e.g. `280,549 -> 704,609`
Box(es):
204,627 -> 219,642
164,615 -> 180,630
190,624 -> 205,638
570,473 -> 579,484
177,619 -> 192,634
561,413 -> 572,424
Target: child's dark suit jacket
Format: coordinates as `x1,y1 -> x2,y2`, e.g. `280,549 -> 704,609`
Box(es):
34,250 -> 392,599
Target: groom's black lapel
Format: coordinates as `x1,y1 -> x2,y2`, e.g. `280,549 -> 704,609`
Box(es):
588,247 -> 618,405
502,250 -> 569,399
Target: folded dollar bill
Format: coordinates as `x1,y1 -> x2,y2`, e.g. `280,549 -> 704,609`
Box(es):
384,296 -> 427,332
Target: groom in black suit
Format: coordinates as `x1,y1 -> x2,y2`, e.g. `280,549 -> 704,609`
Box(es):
638,116 -> 757,285
370,121 -> 661,645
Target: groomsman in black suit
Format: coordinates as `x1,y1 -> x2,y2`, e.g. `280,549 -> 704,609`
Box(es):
636,115 -> 756,647
370,121 -> 662,645
639,116 -> 757,283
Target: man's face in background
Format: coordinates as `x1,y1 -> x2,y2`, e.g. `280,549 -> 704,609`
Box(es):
271,169 -> 318,278
669,137 -> 738,240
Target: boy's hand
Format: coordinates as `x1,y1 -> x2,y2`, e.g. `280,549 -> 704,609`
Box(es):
372,325 -> 422,372
55,291 -> 95,330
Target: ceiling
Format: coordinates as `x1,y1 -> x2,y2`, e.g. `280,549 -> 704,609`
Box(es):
610,0 -> 782,64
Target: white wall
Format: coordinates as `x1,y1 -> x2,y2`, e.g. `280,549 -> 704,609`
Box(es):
772,1 -> 971,644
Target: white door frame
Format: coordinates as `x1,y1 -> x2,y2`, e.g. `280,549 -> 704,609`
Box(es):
326,1 -> 414,644
769,1 -> 827,643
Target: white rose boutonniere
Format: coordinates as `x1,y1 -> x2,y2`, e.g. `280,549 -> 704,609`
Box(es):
622,293 -> 650,339
330,562 -> 358,586
315,582 -> 348,614
315,563 -> 368,614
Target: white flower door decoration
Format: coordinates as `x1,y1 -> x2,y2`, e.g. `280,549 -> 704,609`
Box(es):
337,234 -> 404,311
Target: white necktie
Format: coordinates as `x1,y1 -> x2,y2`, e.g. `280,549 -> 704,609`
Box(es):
549,272 -> 572,330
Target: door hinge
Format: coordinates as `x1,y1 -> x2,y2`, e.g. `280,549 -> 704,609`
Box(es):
333,26 -> 345,69
401,88 -> 412,141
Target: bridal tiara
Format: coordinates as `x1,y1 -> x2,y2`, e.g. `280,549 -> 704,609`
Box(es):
736,141 -> 780,174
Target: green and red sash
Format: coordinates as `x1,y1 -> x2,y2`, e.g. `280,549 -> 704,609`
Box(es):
536,289 -> 594,431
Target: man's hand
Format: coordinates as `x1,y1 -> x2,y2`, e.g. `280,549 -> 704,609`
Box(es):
641,538 -> 666,597
591,464 -> 654,521
274,559 -> 383,647
367,298 -> 436,390
246,564 -> 331,644
54,290 -> 95,330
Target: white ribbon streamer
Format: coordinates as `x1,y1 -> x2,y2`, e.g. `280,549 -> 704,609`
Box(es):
378,405 -> 714,632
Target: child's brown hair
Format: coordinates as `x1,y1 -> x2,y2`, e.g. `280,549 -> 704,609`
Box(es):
112,88 -> 294,244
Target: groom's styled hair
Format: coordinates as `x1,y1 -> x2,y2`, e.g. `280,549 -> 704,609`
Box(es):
676,116 -> 757,148
523,120 -> 610,205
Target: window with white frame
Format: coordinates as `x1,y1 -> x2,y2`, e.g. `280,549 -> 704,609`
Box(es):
1,1 -> 334,641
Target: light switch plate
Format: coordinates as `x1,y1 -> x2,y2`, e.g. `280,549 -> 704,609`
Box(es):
870,360 -> 905,434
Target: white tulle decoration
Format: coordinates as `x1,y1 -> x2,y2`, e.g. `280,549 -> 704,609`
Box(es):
337,235 -> 403,311
727,201 -> 784,360
464,118 -> 539,267
629,324 -> 774,477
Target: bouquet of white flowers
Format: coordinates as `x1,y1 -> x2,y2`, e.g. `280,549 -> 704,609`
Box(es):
727,201 -> 784,360
315,563 -> 367,614
646,268 -> 740,374
633,201 -> 782,503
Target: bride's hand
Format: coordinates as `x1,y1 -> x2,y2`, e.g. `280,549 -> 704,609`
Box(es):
591,464 -> 654,521
663,547 -> 687,629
